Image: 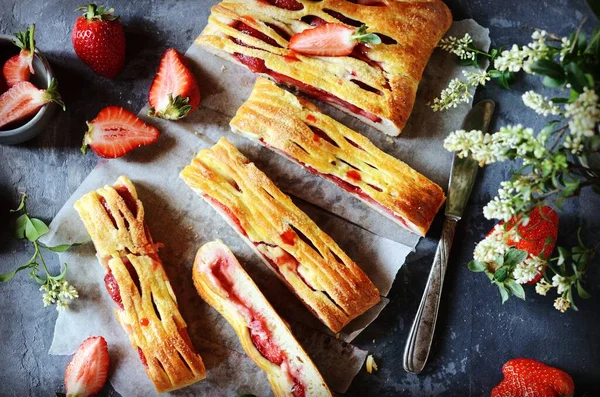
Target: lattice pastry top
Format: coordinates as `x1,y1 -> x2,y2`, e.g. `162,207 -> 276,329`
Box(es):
74,176 -> 206,393
181,138 -> 380,332
197,0 -> 452,136
231,78 -> 446,236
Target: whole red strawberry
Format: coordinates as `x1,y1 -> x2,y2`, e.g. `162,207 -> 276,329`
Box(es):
492,358 -> 574,397
72,4 -> 125,78
493,206 -> 559,284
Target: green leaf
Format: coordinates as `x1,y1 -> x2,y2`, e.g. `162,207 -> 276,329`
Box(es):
584,26 -> 600,55
41,243 -> 82,253
25,218 -> 49,242
0,264 -> 35,282
576,281 -> 592,299
488,69 -> 502,78
565,63 -> 588,93
352,25 -> 382,45
48,263 -> 69,281
529,59 -> 565,80
494,266 -> 509,282
468,260 -> 487,272
557,246 -> 569,267
506,279 -> 526,300
10,193 -> 27,213
549,97 -> 569,104
542,75 -> 565,88
29,268 -> 46,284
498,284 -> 510,304
14,214 -> 29,239
504,248 -> 528,268
562,179 -> 580,197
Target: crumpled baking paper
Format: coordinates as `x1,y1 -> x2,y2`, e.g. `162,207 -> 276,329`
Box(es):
42,19 -> 489,397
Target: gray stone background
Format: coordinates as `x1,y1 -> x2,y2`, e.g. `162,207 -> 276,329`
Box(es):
0,0 -> 599,396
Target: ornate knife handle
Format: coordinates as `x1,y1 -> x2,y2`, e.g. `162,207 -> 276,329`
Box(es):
403,217 -> 457,374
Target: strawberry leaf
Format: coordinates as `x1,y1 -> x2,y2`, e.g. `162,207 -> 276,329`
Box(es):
494,266 -> 509,282
352,25 -> 381,45
504,248 -> 528,268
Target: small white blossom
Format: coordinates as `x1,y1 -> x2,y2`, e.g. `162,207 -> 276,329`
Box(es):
553,295 -> 571,313
464,70 -> 491,86
564,88 -> 600,154
559,37 -> 571,61
444,129 -> 506,165
552,274 -> 571,294
483,196 -> 516,221
40,279 -> 79,310
522,91 -> 562,116
473,225 -> 508,265
438,33 -> 476,60
494,30 -> 550,73
535,279 -> 553,296
513,255 -> 546,284
430,70 -> 490,112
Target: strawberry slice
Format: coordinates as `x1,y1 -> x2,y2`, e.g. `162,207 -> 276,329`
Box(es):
64,336 -> 110,397
3,24 -> 36,88
82,106 -> 160,158
288,23 -> 381,57
0,73 -> 7,95
0,79 -> 64,129
147,48 -> 200,120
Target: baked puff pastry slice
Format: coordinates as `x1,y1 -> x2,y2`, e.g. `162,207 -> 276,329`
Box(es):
231,78 -> 446,236
196,0 -> 452,136
194,240 -> 332,397
74,176 -> 206,393
181,138 -> 380,333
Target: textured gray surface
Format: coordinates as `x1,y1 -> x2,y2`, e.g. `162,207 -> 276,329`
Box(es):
0,0 -> 599,396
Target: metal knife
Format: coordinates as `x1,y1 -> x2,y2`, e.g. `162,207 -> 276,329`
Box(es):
403,99 -> 495,374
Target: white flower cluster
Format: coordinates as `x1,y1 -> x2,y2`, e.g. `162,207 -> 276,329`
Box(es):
534,274 -> 575,313
513,256 -> 545,284
559,37 -> 571,62
40,279 -> 79,310
444,124 -> 547,169
494,30 -> 550,73
535,279 -> 552,295
522,91 -> 562,116
473,225 -> 507,265
438,33 -> 476,60
430,70 -> 490,112
552,274 -> 572,294
554,295 -> 571,313
564,88 -> 600,154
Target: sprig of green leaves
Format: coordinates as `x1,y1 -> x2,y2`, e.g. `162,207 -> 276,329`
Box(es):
2,193 -> 81,310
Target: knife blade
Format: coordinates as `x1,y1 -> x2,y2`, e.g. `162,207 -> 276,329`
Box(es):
403,99 -> 495,374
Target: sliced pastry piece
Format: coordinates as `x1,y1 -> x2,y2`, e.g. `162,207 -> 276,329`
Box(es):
196,0 -> 452,136
181,138 -> 380,333
193,240 -> 332,397
74,176 -> 206,393
231,78 -> 446,236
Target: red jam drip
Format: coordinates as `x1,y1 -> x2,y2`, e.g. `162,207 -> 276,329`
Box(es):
280,229 -> 297,245
346,170 -> 362,181
104,271 -> 124,310
292,378 -> 306,397
265,22 -> 291,41
310,125 -> 338,146
205,196 -> 248,237
115,185 -> 138,216
306,114 -> 317,123
260,0 -> 304,11
232,20 -> 280,47
137,346 -> 148,367
140,318 -> 149,326
284,53 -> 300,63
345,137 -> 364,150
233,54 -> 382,123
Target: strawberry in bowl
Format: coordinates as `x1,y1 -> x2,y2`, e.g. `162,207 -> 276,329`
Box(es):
3,24 -> 36,88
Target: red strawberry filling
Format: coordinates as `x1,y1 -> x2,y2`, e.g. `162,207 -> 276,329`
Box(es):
137,346 -> 148,367
280,229 -> 297,245
103,256 -> 141,310
206,254 -> 305,396
114,185 -> 138,216
259,0 -> 304,11
232,21 -> 281,47
204,196 -> 248,237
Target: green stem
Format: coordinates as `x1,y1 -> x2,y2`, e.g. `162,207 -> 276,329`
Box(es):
33,241 -> 50,278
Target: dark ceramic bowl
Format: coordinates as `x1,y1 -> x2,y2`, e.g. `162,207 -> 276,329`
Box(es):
0,34 -> 58,145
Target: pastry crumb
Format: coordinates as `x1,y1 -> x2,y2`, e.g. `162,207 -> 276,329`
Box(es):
335,332 -> 341,339
220,65 -> 226,72
372,339 -> 376,344
188,225 -> 193,230
385,137 -> 394,144
366,355 -> 378,373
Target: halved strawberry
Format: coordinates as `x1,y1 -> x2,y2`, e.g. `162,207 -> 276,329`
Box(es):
82,106 -> 160,158
288,23 -> 381,57
64,336 -> 110,397
0,79 -> 64,129
147,48 -> 200,120
3,24 -> 36,88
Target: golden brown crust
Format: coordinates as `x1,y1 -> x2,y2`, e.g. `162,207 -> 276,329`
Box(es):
196,0 -> 452,135
193,240 -> 332,397
74,176 -> 206,393
181,139 -> 380,332
230,78 -> 446,236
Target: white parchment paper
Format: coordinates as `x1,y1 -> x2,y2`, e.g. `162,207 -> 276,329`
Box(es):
43,19 -> 489,397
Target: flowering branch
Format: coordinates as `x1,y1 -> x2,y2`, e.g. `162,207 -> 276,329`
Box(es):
438,20 -> 600,313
